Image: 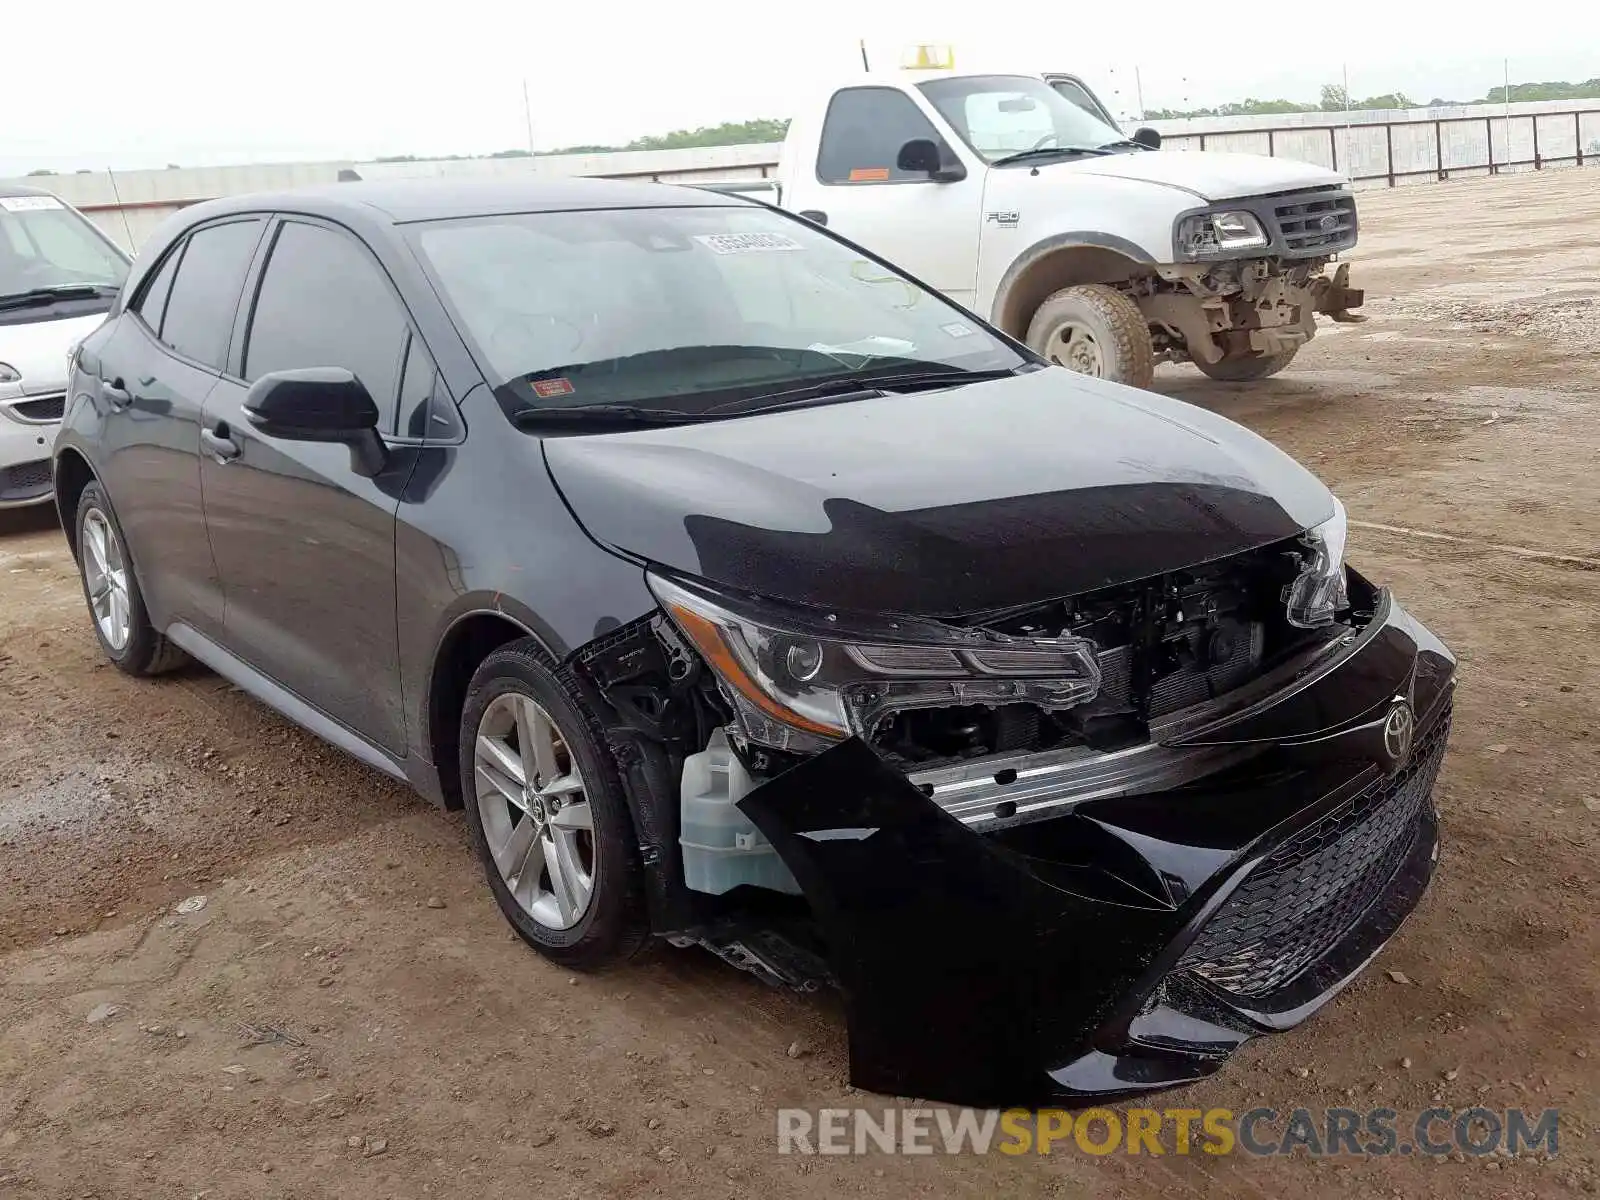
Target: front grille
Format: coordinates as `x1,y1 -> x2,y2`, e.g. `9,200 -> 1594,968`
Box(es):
1271,190 -> 1358,255
11,393 -> 66,423
0,458 -> 53,500
1179,707 -> 1451,998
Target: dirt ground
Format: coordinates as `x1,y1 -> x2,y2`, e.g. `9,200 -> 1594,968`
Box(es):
2,168 -> 1598,1200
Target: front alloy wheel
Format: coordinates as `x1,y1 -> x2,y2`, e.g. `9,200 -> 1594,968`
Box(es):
459,640 -> 647,967
474,692 -> 596,930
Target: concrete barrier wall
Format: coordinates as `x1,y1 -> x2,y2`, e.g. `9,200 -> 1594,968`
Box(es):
8,97 -> 1599,253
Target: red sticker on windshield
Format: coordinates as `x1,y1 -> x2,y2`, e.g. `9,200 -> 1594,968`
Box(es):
532,378 -> 575,398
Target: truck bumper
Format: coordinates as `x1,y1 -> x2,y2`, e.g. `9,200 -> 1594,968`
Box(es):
737,579 -> 1453,1107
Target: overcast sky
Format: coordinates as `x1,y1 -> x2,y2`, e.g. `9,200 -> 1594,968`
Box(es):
3,0 -> 1594,175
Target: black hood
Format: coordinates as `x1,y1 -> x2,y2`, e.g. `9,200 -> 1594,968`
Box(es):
542,370 -> 1335,617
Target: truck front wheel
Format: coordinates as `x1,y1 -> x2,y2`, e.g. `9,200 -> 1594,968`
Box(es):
1026,285 -> 1155,389
1193,348 -> 1299,382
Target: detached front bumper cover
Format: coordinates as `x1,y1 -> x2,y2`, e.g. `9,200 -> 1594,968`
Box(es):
737,582 -> 1454,1107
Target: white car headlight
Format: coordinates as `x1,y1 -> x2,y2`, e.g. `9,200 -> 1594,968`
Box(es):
1178,210 -> 1269,257
1284,497 -> 1351,628
648,573 -> 1101,753
0,362 -> 20,384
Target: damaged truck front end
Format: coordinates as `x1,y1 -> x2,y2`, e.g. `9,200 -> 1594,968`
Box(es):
572,538 -> 1454,1107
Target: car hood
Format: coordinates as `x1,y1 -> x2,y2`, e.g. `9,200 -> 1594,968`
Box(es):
542,368 -> 1335,617
0,310 -> 108,398
1058,150 -> 1347,202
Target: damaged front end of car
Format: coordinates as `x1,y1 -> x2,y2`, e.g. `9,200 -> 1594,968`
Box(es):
571,524 -> 1455,1107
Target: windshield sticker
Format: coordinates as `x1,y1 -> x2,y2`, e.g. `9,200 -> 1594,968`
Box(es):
0,195 -> 65,213
848,167 -> 890,183
531,377 -> 575,399
941,322 -> 976,339
693,232 -> 804,256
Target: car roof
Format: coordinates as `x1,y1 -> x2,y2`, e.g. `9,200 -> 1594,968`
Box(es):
181,176 -> 746,226
0,182 -> 57,199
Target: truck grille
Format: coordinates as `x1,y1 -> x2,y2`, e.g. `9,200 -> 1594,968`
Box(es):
1271,190 -> 1358,255
11,393 -> 66,423
1178,706 -> 1451,998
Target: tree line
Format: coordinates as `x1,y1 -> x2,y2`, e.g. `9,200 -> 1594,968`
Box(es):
1146,78 -> 1600,120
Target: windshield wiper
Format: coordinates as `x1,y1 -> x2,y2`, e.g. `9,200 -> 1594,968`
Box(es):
989,146 -> 1111,167
0,283 -> 118,310
1097,138 -> 1151,152
705,366 -> 1021,416
511,404 -> 706,429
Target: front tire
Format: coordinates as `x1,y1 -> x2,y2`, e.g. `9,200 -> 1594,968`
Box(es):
459,640 -> 648,968
73,481 -> 187,676
1193,348 -> 1299,381
1027,284 -> 1156,388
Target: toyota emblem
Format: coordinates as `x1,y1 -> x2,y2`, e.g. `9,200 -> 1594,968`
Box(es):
1382,701 -> 1415,768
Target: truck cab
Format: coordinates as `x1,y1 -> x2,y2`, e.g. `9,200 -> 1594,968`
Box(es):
771,71 -> 1365,387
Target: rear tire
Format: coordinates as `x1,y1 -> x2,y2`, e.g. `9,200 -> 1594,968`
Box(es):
1193,348 -> 1299,381
459,639 -> 648,969
1026,284 -> 1156,389
73,481 -> 188,677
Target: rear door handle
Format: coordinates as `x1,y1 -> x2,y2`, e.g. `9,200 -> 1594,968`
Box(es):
100,378 -> 131,410
797,209 -> 828,226
201,424 -> 240,462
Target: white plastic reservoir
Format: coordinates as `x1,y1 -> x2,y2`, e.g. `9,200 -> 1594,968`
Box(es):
679,731 -> 801,895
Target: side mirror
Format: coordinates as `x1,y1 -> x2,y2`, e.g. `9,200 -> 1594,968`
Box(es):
1132,126 -> 1163,150
896,138 -> 968,183
244,367 -> 387,477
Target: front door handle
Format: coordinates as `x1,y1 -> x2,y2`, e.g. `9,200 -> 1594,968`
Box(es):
797,209 -> 828,226
202,424 -> 240,463
100,378 -> 131,410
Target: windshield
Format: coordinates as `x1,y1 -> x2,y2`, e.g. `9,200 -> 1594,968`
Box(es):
0,195 -> 129,297
917,75 -> 1128,162
411,204 -> 1026,415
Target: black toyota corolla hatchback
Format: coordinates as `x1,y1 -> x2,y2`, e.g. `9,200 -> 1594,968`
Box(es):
54,178 -> 1454,1106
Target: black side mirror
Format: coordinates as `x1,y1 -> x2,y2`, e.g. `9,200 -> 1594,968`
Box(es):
896,138 -> 967,183
1132,126 -> 1163,150
244,367 -> 387,477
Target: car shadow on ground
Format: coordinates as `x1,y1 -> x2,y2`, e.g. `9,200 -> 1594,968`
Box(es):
0,503 -> 61,540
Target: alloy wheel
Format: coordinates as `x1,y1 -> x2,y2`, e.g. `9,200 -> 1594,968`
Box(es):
473,692 -> 596,930
81,508 -> 132,651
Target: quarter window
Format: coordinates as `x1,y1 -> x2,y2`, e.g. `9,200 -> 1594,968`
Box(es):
159,219 -> 264,369
132,245 -> 183,336
243,221 -> 407,425
816,88 -> 944,184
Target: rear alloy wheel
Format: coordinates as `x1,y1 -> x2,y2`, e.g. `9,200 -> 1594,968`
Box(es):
460,641 -> 647,968
1027,284 -> 1156,389
1194,348 -> 1299,382
73,481 -> 188,676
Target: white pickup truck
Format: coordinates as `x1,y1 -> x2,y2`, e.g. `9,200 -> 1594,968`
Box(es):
716,70 -> 1365,386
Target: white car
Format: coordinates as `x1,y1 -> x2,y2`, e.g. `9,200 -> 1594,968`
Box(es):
1,185 -> 130,507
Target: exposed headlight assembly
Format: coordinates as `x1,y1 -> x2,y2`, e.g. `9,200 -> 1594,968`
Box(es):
649,573 -> 1101,753
1284,496 -> 1350,628
1177,210 -> 1269,257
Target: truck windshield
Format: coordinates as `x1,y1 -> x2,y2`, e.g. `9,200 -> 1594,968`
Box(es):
0,195 -> 129,298
918,75 -> 1127,162
412,204 -> 1026,415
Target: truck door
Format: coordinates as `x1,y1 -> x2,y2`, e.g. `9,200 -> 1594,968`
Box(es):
784,86 -> 982,311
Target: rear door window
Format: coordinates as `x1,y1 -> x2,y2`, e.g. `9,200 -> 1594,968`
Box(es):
159,219 -> 265,370
243,221 -> 408,428
816,87 -> 943,184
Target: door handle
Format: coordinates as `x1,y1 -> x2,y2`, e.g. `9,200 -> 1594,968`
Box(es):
100,378 -> 131,410
797,209 -> 828,226
202,424 -> 241,462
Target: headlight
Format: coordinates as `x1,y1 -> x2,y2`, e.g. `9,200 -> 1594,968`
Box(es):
1177,210 -> 1269,257
1284,497 -> 1350,628
0,362 -> 20,384
648,572 -> 1101,753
